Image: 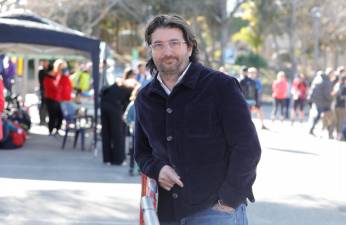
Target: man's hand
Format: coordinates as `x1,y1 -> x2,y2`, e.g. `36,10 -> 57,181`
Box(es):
158,165 -> 184,191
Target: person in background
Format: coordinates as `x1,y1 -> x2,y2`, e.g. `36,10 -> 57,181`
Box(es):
0,55 -> 5,76
3,57 -> 16,93
71,62 -> 92,103
331,74 -> 346,140
135,63 -> 151,87
291,73 -> 309,124
43,63 -> 61,135
218,66 -> 226,73
38,60 -> 50,125
248,67 -> 268,129
100,68 -> 139,165
123,85 -> 141,176
134,15 -> 261,225
58,61 -> 73,103
308,69 -> 333,137
239,66 -> 258,109
284,78 -> 292,120
271,71 -> 288,122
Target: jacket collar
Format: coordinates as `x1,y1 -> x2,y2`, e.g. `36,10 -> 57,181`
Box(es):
145,62 -> 204,97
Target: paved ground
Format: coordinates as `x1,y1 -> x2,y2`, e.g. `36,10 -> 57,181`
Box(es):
0,125 -> 141,225
248,118 -> 346,225
0,106 -> 346,225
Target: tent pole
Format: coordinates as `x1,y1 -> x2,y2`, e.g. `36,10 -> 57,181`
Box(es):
22,56 -> 28,98
34,58 -> 39,93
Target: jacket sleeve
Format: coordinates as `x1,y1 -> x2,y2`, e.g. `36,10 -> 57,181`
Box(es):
217,77 -> 261,209
134,101 -> 166,181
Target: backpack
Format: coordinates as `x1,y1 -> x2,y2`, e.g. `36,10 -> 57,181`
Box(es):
0,120 -> 26,149
11,122 -> 26,146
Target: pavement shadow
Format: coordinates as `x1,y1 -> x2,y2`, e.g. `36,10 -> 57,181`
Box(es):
0,189 -> 139,225
266,147 -> 319,156
0,132 -> 140,184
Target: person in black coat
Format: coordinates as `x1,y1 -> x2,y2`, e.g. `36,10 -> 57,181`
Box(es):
134,15 -> 261,224
38,60 -> 50,125
100,69 -> 139,165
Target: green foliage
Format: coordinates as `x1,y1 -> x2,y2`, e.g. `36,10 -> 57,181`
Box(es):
231,0 -> 279,53
228,17 -> 249,38
232,26 -> 262,52
235,52 -> 268,68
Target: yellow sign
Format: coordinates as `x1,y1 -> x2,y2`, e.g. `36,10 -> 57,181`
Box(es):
17,57 -> 23,76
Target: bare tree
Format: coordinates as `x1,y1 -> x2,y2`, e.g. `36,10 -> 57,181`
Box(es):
0,0 -> 21,12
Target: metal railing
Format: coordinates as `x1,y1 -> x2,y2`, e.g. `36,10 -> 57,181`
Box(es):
141,196 -> 160,225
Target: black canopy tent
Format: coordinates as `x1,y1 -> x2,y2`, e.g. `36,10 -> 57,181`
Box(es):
0,10 -> 101,147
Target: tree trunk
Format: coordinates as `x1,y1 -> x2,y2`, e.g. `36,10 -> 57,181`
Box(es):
333,46 -> 339,69
288,0 -> 297,79
272,34 -> 281,71
191,16 -> 211,66
218,0 -> 228,67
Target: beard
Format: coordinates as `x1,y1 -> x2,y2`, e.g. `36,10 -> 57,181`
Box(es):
155,56 -> 189,79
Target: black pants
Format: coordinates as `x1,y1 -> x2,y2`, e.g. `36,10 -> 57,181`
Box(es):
101,103 -> 126,165
45,98 -> 63,134
39,95 -> 48,124
272,98 -> 286,119
310,105 -> 330,133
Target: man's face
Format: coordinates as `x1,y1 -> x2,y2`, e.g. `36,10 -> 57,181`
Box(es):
249,71 -> 257,79
150,27 -> 192,76
42,60 -> 49,68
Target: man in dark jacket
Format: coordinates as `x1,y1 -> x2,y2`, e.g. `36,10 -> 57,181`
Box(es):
239,66 -> 258,108
38,60 -> 50,125
308,69 -> 334,136
134,15 -> 261,225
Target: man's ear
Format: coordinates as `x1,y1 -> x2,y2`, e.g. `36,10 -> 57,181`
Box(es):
188,47 -> 192,57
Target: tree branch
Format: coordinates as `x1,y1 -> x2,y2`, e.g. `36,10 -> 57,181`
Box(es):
82,0 -> 121,35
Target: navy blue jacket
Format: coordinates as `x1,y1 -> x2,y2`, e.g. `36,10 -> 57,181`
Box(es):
134,62 -> 261,221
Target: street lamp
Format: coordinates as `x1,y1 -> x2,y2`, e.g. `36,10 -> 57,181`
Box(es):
311,6 -> 321,72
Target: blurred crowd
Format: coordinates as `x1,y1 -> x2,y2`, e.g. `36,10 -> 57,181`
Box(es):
38,59 -> 93,135
236,66 -> 346,141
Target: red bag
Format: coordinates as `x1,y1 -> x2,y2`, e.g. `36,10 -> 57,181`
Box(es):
10,122 -> 26,147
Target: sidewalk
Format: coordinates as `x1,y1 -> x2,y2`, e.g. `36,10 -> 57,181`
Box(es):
1,113 -> 346,225
0,125 -> 141,225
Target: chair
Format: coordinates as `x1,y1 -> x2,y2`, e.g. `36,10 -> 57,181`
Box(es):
60,102 -> 93,151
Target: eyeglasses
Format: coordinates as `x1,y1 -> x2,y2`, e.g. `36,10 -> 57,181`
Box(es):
150,40 -> 187,51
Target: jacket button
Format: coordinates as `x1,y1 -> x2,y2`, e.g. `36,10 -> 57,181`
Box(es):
166,136 -> 173,141
172,193 -> 178,199
166,108 -> 173,114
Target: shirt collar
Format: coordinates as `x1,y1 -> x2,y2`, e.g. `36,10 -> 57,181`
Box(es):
156,62 -> 191,95
145,62 -> 204,97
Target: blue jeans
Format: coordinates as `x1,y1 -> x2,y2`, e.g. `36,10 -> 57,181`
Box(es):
161,203 -> 248,225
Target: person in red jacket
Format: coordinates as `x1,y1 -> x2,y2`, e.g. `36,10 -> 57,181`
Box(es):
43,63 -> 62,135
291,73 -> 309,124
58,66 -> 73,102
271,71 -> 288,121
